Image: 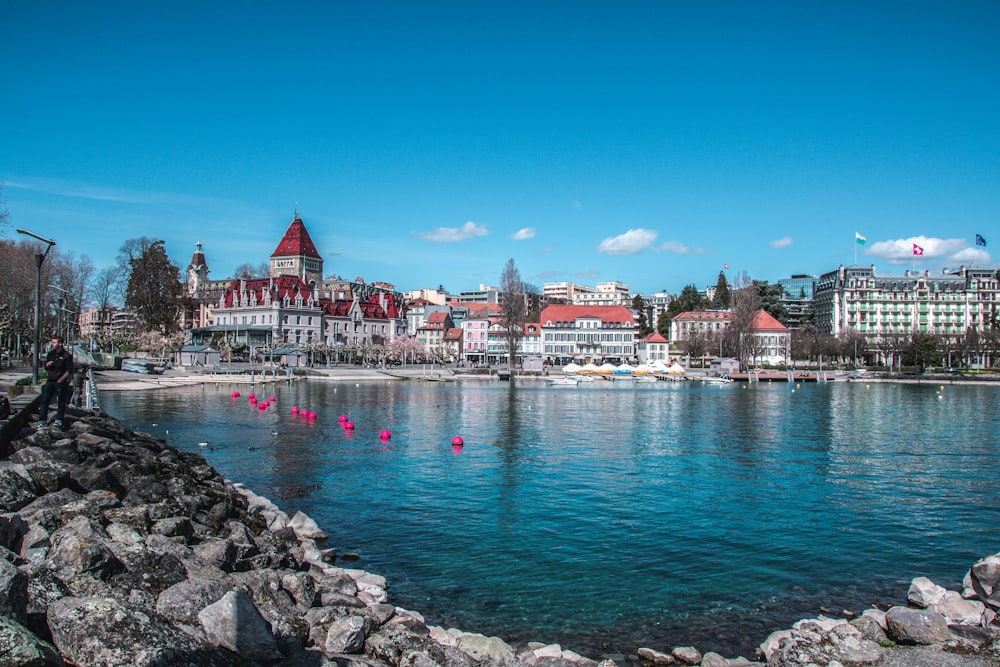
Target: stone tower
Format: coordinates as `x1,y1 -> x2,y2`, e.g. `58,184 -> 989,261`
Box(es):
270,213 -> 324,287
187,241 -> 209,296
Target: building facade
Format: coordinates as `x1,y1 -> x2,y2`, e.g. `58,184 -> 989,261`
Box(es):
813,265 -> 1000,341
669,311 -> 732,343
539,305 -> 636,362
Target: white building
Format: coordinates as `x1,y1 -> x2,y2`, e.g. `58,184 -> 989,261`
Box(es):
540,304 -> 636,362
574,281 -> 631,306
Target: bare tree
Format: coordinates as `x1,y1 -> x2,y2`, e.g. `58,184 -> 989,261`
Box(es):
88,266 -> 120,310
499,258 -> 527,373
722,271 -> 760,370
233,261 -> 270,279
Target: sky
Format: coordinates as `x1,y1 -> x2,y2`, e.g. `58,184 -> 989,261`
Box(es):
2,1 -> 998,298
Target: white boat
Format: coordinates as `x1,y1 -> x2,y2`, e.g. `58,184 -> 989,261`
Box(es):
632,375 -> 658,384
575,375 -> 596,383
705,373 -> 734,385
546,377 -> 580,386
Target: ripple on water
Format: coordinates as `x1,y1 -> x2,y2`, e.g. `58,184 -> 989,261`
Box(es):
103,381 -> 1000,657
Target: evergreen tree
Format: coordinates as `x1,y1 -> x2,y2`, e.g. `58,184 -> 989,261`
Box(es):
754,280 -> 789,323
632,294 -> 651,335
712,271 -> 731,308
124,239 -> 186,335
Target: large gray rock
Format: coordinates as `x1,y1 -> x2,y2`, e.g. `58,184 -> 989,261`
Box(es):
0,513 -> 29,553
0,614 -> 63,667
47,595 -> 243,666
47,515 -> 125,583
9,446 -> 70,493
324,614 -> 366,654
198,589 -> 283,663
908,576 -> 947,608
636,647 -> 675,664
156,577 -> 231,626
289,511 -> 327,541
968,553 -> 1000,611
766,620 -> 883,666
884,605 -> 953,645
454,632 -> 517,666
0,557 -> 28,623
0,463 -> 41,512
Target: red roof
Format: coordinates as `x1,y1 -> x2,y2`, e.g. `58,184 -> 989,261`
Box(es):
444,328 -> 463,341
272,214 -> 322,260
524,322 -> 540,335
426,311 -> 450,324
645,332 -> 669,343
540,304 -> 634,326
223,275 -> 313,307
751,309 -> 789,332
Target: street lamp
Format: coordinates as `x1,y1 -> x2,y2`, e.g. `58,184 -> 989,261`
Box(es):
17,228 -> 56,385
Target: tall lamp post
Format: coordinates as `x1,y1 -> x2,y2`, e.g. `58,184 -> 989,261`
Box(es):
16,228 -> 56,385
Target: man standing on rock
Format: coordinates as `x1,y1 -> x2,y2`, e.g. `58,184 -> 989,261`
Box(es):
38,336 -> 74,429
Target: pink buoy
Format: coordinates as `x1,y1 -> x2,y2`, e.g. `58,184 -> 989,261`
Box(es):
291,407 -> 299,414
339,415 -> 348,422
451,436 -> 464,446
308,412 -> 317,420
345,421 -> 354,430
269,396 -> 276,402
380,430 -> 391,440
249,397 -> 257,404
248,393 -> 255,400
258,403 -> 267,411
231,391 -> 240,398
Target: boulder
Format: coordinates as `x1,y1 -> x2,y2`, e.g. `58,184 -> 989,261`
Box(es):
289,511 -> 327,541
198,589 -> 283,663
324,614 -> 367,654
968,553 -> 1000,611
884,605 -> 953,645
929,590 -> 987,626
908,576 -> 947,608
0,614 -> 63,667
636,647 -> 675,664
0,463 -> 41,512
156,577 -> 232,626
671,646 -> 702,665
454,632 -> 517,666
47,515 -> 125,582
0,556 -> 29,623
47,595 -> 243,666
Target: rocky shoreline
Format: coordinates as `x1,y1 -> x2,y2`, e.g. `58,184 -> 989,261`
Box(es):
0,410 -> 999,666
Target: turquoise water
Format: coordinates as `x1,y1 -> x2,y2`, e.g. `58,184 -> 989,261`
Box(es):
102,380 -> 1000,657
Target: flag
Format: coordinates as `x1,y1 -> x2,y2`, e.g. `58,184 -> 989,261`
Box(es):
855,232 -> 866,245
723,263 -> 729,269
913,243 -> 924,256
976,233 -> 987,247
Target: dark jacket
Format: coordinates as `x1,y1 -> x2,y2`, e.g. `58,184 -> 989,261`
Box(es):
45,348 -> 74,383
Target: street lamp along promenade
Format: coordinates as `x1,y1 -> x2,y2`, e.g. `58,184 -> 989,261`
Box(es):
16,228 -> 57,386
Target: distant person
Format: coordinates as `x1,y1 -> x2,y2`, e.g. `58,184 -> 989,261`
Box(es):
38,336 -> 74,429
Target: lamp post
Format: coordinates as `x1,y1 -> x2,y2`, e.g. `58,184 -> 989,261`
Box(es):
17,228 -> 56,385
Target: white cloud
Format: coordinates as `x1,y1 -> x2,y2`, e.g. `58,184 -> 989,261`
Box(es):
866,236 -> 973,264
510,227 -> 536,241
657,240 -> 706,255
596,228 -> 657,256
770,236 -> 794,249
416,220 -> 489,243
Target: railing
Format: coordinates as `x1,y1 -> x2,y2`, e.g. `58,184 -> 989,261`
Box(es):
82,367 -> 101,413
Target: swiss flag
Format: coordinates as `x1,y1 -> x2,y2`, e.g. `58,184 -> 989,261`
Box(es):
913,244 -> 924,256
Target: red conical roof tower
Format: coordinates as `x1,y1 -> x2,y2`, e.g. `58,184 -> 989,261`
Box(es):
269,212 -> 324,285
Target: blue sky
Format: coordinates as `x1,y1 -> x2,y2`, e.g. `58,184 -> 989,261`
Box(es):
2,1 -> 997,297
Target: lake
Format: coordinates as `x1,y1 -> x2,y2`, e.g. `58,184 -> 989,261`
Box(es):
101,378 -> 1000,658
